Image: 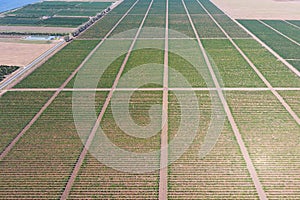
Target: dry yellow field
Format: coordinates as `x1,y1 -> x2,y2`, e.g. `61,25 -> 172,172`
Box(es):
0,41 -> 57,67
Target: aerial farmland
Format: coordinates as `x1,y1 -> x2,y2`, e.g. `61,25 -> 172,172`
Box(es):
0,0 -> 299,199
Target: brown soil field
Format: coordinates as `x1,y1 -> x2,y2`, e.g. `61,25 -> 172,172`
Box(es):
0,26 -> 75,34
0,41 -> 57,67
211,0 -> 300,20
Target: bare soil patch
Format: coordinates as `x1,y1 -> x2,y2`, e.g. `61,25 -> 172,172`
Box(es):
0,26 -> 75,34
211,0 -> 300,20
0,41 -> 57,67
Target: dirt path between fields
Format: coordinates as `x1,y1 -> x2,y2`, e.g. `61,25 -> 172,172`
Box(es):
60,0 -> 154,199
183,0 -> 268,199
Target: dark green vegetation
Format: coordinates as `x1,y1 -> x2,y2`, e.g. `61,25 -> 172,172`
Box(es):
238,19 -> 300,72
0,65 -> 19,81
0,1 -> 111,27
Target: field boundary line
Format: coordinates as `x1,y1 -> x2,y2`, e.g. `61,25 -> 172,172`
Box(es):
215,14 -> 300,77
159,0 -> 168,198
60,0 -> 154,199
184,0 -> 268,199
8,87 -> 300,92
258,20 -> 300,47
197,0 -> 300,125
0,0 -> 140,161
283,20 -> 300,30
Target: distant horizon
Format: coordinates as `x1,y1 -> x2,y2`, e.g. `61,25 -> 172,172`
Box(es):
0,0 -> 41,13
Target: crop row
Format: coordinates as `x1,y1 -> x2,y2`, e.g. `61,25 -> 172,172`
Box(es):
0,92 -> 52,153
0,91 -> 108,199
68,91 -> 162,199
202,39 -> 266,87
278,91 -> 300,117
238,20 -> 300,60
234,39 -> 300,87
226,91 -> 300,199
262,20 -> 300,43
16,40 -> 99,88
168,91 -> 258,199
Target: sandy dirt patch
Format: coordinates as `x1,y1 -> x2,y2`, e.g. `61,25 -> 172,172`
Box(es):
0,42 -> 57,67
0,26 -> 75,34
211,0 -> 300,20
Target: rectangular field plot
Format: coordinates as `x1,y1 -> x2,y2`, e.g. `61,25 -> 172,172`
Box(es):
139,15 -> 166,38
67,40 -> 132,89
169,14 -> 195,38
202,39 -> 265,87
127,0 -> 151,15
118,40 -> 164,88
109,14 -> 144,38
168,91 -> 258,199
226,91 -> 300,199
238,20 -> 300,60
212,15 -> 250,38
0,91 -> 52,154
147,0 -> 166,15
190,15 -> 226,38
184,0 -> 207,14
278,90 -> 300,117
262,20 -> 300,44
169,0 -> 186,14
68,91 -> 162,199
15,40 -> 99,88
169,39 -> 208,88
234,39 -> 300,87
0,91 -> 108,199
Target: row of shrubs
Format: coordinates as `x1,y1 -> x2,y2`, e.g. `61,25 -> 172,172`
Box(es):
70,7 -> 111,39
0,65 -> 20,81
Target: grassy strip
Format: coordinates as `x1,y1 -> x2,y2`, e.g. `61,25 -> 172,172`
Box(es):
190,14 -> 226,38
238,20 -> 300,59
202,39 -> 265,87
168,91 -> 258,199
0,91 -> 107,199
0,91 -> 53,154
213,15 -> 250,38
0,65 -> 19,82
15,40 -> 99,88
226,91 -> 300,199
234,39 -> 300,87
68,91 -> 161,199
262,20 -> 300,44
